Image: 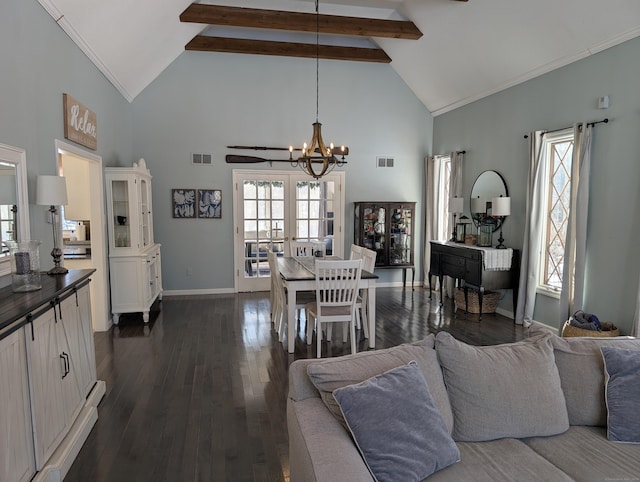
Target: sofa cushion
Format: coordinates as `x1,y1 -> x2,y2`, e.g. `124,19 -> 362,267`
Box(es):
435,332 -> 569,442
306,336 -> 454,433
524,426 -> 640,481
333,362 -> 460,482
427,438 -> 574,482
601,346 -> 640,443
547,334 -> 640,426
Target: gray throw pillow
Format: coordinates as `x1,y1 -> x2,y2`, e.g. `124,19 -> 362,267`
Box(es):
333,361 -> 460,482
547,333 -> 640,426
601,346 -> 640,443
435,332 -> 569,442
306,336 -> 454,433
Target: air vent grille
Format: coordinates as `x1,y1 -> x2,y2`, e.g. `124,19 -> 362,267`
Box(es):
192,153 -> 212,165
376,157 -> 395,168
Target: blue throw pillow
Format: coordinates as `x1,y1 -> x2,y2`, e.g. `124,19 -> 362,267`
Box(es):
333,361 -> 460,482
601,346 -> 640,443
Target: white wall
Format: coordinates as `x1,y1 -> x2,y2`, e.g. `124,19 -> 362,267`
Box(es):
131,51 -> 433,291
433,37 -> 640,334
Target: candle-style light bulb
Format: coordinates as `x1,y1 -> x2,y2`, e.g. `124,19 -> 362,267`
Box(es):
289,145 -> 293,160
303,142 -> 307,156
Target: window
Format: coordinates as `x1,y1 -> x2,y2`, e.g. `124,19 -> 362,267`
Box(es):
538,129 -> 574,295
437,156 -> 452,241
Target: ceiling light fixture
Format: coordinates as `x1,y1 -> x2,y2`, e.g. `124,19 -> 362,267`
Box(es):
289,0 -> 347,180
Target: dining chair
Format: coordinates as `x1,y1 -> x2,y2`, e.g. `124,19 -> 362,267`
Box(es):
268,251 -> 315,344
290,240 -> 325,258
349,244 -> 364,260
355,247 -> 377,338
305,259 -> 362,357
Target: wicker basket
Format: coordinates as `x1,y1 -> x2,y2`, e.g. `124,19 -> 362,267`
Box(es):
561,320 -> 620,337
454,288 -> 500,314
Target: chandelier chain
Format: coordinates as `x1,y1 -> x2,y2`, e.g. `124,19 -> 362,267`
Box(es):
315,0 -> 319,123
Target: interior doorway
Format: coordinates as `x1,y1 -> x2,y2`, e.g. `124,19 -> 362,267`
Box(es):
55,140 -> 110,332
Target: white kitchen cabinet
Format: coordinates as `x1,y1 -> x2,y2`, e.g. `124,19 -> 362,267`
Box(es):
0,328 -> 36,482
105,159 -> 162,324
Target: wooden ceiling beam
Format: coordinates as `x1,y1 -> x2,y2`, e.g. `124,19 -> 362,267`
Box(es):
186,36 -> 391,63
180,4 -> 422,40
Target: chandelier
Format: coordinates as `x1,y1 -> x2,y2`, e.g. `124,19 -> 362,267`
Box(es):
289,0 -> 347,179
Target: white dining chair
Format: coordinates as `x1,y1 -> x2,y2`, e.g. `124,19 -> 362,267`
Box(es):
290,240 -> 325,258
305,259 -> 362,357
349,244 -> 364,260
268,251 -> 314,343
355,247 -> 376,338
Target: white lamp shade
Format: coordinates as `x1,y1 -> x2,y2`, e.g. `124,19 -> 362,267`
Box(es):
492,196 -> 511,216
471,197 -> 486,214
37,175 -> 68,206
448,196 -> 463,213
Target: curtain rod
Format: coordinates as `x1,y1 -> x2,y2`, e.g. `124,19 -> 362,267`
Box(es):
456,150 -> 466,154
523,118 -> 609,139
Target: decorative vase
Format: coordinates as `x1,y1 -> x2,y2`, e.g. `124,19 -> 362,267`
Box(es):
7,240 -> 42,292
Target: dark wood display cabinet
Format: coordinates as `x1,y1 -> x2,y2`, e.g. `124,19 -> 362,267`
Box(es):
354,201 -> 415,289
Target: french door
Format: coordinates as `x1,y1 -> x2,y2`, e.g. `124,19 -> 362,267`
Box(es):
233,170 -> 345,292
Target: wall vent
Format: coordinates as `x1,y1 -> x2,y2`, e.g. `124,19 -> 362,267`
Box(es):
376,157 -> 395,168
192,153 -> 212,165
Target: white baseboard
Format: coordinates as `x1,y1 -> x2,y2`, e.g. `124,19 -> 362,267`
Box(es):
163,287 -> 236,297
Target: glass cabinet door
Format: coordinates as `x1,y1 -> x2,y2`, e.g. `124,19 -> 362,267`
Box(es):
111,180 -> 131,248
139,178 -> 150,247
390,207 -> 412,265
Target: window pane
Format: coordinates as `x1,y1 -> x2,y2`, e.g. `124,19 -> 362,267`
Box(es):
243,181 -> 256,199
543,137 -> 573,288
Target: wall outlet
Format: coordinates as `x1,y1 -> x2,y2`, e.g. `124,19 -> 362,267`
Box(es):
186,268 -> 193,276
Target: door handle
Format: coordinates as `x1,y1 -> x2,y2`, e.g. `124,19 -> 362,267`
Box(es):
60,352 -> 69,379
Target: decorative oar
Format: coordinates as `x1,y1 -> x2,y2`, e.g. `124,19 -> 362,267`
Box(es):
227,145 -> 350,155
225,154 -> 347,165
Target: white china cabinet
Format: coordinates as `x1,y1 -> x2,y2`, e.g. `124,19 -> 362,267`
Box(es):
105,159 -> 162,324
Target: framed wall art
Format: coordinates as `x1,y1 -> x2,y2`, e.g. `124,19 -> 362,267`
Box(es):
198,189 -> 221,218
172,189 -> 196,218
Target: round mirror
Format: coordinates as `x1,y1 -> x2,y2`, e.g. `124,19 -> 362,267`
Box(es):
470,170 -> 508,229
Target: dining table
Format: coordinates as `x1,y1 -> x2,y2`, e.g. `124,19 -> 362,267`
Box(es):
277,256 -> 379,354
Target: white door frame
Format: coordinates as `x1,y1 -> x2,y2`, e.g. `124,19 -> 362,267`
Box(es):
54,139 -> 110,332
232,169 -> 345,292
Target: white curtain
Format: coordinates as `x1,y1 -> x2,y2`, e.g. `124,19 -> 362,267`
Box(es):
559,123 -> 592,327
632,271 -> 640,337
423,156 -> 446,287
444,151 -> 464,297
515,131 -> 546,327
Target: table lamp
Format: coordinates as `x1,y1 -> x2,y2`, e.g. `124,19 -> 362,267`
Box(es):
37,175 -> 69,274
491,196 -> 511,249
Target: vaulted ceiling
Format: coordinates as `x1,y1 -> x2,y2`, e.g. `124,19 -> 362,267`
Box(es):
38,0 -> 640,116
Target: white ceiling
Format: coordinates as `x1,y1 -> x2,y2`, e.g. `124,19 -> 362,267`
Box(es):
38,0 -> 640,116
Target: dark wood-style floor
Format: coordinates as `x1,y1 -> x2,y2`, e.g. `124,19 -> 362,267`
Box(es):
65,287 -> 528,482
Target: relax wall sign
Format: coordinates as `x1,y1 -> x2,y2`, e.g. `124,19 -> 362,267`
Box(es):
63,93 -> 97,150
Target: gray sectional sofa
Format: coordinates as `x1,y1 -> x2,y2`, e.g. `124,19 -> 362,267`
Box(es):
287,331 -> 640,481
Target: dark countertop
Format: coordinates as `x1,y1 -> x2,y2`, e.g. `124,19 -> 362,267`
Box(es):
0,269 -> 95,337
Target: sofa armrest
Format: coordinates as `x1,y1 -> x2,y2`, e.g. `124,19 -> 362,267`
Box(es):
289,359 -> 322,401
288,397 -> 373,482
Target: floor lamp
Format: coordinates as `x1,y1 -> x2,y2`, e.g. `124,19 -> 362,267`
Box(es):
37,175 -> 69,275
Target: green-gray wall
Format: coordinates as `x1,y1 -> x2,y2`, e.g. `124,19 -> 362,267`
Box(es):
433,37 -> 640,334
1,0 -> 132,256
130,51 -> 433,291
2,0 -> 433,298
